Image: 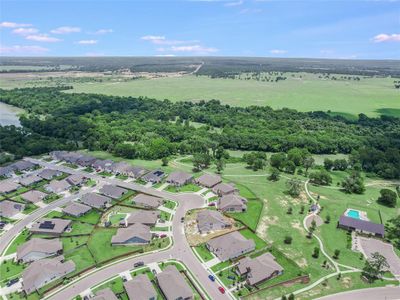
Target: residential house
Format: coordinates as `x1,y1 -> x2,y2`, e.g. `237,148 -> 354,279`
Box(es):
109,161 -> 131,174
22,256 -> 75,294
49,151 -> 68,161
92,288 -> 118,300
45,179 -> 71,193
218,194 -> 247,212
62,152 -> 83,164
132,194 -> 163,209
166,171 -> 193,187
66,174 -> 86,186
212,182 -> 237,196
81,193 -> 112,209
0,166 -> 14,178
30,218 -> 72,236
197,210 -> 231,233
124,274 -> 157,300
76,155 -> 96,167
237,252 -> 283,286
0,200 -> 25,218
38,169 -> 62,180
62,202 -> 92,217
10,160 -> 37,172
92,159 -> 113,171
142,170 -> 165,183
338,215 -> 385,238
19,174 -> 42,186
99,184 -> 128,199
126,210 -> 160,226
156,265 -> 193,300
129,166 -> 149,178
195,174 -> 222,188
0,180 -> 21,194
206,231 -> 255,261
17,238 -> 62,263
111,224 -> 152,245
21,190 -> 48,204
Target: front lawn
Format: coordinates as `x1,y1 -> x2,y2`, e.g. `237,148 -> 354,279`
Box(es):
163,200 -> 177,210
166,184 -> 201,193
160,210 -> 171,221
227,199 -> 263,231
98,171 -> 113,177
62,163 -> 78,169
211,260 -> 232,273
85,179 -> 97,187
194,244 -> 214,262
93,276 -> 125,295
216,266 -> 241,287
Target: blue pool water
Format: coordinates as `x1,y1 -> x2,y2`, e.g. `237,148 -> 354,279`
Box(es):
347,209 -> 361,219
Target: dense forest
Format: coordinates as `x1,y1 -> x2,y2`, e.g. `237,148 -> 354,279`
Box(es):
0,87 -> 399,179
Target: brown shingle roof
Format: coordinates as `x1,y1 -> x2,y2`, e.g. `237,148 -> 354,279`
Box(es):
195,174 -> 222,188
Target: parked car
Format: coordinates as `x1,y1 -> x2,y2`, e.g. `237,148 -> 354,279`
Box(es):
208,202 -> 216,207
228,275 -> 235,280
159,233 -> 167,238
208,275 -> 215,282
6,278 -> 19,287
218,286 -> 225,294
134,261 -> 144,268
180,217 -> 185,223
152,269 -> 157,275
122,276 -> 127,282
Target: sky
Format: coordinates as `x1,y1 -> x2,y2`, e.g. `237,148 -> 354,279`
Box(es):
0,0 -> 399,59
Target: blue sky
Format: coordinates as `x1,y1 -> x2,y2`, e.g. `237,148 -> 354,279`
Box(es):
0,0 -> 399,58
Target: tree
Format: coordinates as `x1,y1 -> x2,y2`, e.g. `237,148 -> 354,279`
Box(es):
324,158 -> 334,171
281,296 -> 287,300
325,215 -> 331,224
341,172 -> 365,194
288,294 -> 295,300
287,207 -> 293,215
363,252 -> 389,282
284,235 -> 293,244
161,157 -> 169,166
377,189 -> 397,207
284,160 -> 296,174
312,247 -> 320,258
192,153 -> 211,171
309,170 -> 332,186
215,159 -> 225,174
303,156 -> 315,174
386,215 -> 400,250
243,152 -> 267,171
270,153 -> 286,170
268,168 -> 280,181
333,159 -> 348,171
286,178 -> 302,197
334,249 -> 341,259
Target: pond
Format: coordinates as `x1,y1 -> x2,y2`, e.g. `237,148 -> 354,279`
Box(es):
0,102 -> 23,126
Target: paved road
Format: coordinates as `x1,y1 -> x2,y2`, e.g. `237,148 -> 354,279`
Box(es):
20,159 -> 230,300
0,185 -> 98,255
316,286 -> 400,300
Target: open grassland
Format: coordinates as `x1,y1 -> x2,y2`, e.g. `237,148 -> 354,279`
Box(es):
1,73 -> 399,117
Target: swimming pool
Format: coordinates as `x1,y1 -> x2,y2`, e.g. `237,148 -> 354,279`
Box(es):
346,209 -> 361,219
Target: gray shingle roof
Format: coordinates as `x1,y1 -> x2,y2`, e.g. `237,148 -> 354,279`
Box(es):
157,265 -> 193,300
22,256 -> 75,294
81,193 -> 111,208
10,160 -> 36,171
17,238 -> 62,262
30,218 -> 72,235
132,194 -> 162,208
111,224 -> 152,244
237,252 -> 283,285
197,210 -> 230,233
65,174 -> 86,186
62,202 -> 91,217
142,169 -> 165,183
207,231 -> 255,261
0,180 -> 21,194
218,194 -> 247,212
92,288 -> 118,300
45,179 -> 71,193
21,190 -> 48,203
0,166 -> 13,177
124,274 -> 157,300
38,169 -> 62,180
212,182 -> 237,195
19,174 -> 42,186
166,171 -> 193,186
0,200 -> 25,218
99,184 -> 128,199
339,215 -> 385,236
126,210 -> 159,226
195,174 -> 222,188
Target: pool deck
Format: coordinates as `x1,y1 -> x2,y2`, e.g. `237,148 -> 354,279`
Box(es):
344,208 -> 369,221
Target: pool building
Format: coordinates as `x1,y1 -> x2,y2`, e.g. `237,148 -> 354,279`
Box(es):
338,210 -> 385,238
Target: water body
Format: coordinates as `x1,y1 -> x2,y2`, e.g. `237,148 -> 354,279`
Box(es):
0,102 -> 24,126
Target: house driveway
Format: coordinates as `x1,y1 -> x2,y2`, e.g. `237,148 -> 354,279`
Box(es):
359,237 -> 400,276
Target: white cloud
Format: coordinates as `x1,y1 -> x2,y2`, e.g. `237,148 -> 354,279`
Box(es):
270,49 -> 287,54
155,54 -> 176,57
77,39 -> 98,45
372,33 -> 400,43
12,27 -> 39,35
141,35 -> 166,42
239,8 -> 262,14
93,29 -> 113,35
169,45 -> 218,54
0,45 -> 49,55
224,0 -> 243,7
0,21 -> 32,28
141,35 -> 198,45
50,26 -> 81,34
25,34 -> 61,42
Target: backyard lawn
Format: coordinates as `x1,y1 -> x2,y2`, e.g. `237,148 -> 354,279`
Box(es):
227,199 -> 263,231
239,228 -> 268,250
64,245 -> 96,274
0,259 -> 25,283
194,244 -> 214,262
4,229 -> 30,255
62,222 -> 95,236
61,236 -> 90,252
